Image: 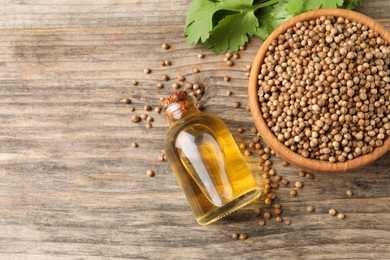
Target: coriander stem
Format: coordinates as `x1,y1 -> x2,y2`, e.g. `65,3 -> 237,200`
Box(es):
254,0 -> 279,10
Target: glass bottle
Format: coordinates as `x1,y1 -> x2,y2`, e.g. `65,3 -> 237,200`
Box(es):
162,91 -> 261,226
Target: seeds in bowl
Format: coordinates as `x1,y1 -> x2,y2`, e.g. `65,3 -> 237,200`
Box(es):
257,16 -> 390,163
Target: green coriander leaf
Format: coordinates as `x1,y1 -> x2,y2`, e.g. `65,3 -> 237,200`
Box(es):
217,0 -> 254,12
184,0 -> 221,44
255,0 -> 293,40
203,10 -> 258,54
286,0 -> 304,15
304,0 -> 344,11
341,0 -> 363,10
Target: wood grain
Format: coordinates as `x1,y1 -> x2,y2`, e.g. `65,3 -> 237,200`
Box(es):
0,0 -> 389,259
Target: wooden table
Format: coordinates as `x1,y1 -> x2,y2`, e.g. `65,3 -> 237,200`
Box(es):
0,1 -> 389,259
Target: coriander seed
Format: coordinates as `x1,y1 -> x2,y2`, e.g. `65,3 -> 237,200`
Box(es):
258,220 -> 265,226
146,122 -> 152,129
162,74 -> 169,81
239,233 -> 248,240
346,190 -> 353,197
172,83 -> 180,89
122,98 -> 131,104
290,190 -> 297,197
284,219 -> 291,226
329,209 -> 337,216
132,115 -> 141,123
226,90 -> 233,96
234,101 -> 241,108
144,105 -> 152,111
226,60 -> 234,67
295,181 -> 303,189
307,206 -> 314,212
224,76 -> 231,82
131,79 -> 138,86
131,142 -> 138,148
143,68 -> 151,74
337,213 -> 345,220
162,43 -> 170,50
192,67 -> 200,73
178,75 -> 185,82
197,53 -> 205,59
146,169 -> 155,177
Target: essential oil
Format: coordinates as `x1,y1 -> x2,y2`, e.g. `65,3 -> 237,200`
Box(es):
162,91 -> 261,226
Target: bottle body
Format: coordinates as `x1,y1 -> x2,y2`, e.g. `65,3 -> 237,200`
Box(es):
165,111 -> 261,225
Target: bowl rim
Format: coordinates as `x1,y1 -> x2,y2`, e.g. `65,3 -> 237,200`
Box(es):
248,8 -> 390,173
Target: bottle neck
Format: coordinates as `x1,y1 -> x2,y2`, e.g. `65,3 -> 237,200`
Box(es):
164,96 -> 200,125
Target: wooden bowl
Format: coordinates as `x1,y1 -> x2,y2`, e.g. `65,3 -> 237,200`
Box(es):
248,9 -> 390,173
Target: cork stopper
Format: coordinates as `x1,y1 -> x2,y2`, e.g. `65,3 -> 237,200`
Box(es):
161,91 -> 188,107
162,91 -> 196,121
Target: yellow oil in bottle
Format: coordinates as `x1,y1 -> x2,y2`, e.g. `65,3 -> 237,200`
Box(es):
163,92 -> 261,225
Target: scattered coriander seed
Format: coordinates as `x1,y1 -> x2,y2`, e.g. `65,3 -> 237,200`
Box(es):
156,82 -> 164,89
284,219 -> 291,226
275,216 -> 283,223
282,161 -> 289,166
144,105 -> 152,111
193,83 -> 200,90
196,89 -> 203,95
329,209 -> 337,216
146,116 -> 154,122
290,190 -> 297,196
160,60 -> 165,66
122,98 -> 131,104
143,68 -> 151,74
338,213 -> 345,220
178,75 -> 185,82
224,76 -> 231,82
132,115 -> 141,123
246,64 -> 252,71
237,127 -> 245,133
244,150 -> 251,156
197,53 -> 205,59
281,179 -> 289,185
264,198 -> 272,205
192,67 -> 200,73
154,107 -> 162,113
263,212 -> 271,219
346,190 -> 353,197
184,83 -> 193,89
226,90 -> 233,96
129,107 -> 135,112
254,207 -> 261,215
158,154 -> 165,161
226,60 -> 234,67
274,208 -> 282,215
234,101 -> 241,108
172,83 -> 180,89
239,233 -> 248,240
269,169 -> 276,176
161,43 -> 170,50
239,143 -> 246,149
306,173 -> 314,180
140,114 -> 148,120
146,169 -> 155,177
258,220 -> 265,226
145,122 -> 153,128
164,60 -> 171,66
274,175 -> 282,182
251,127 -> 258,134
295,181 -> 303,189
307,206 -> 314,212
240,45 -> 246,51
162,74 -> 169,81
131,79 -> 138,86
245,72 -> 250,77
232,233 -> 239,240
225,52 -> 232,59
274,203 -> 281,209
299,170 -> 306,177
131,142 -> 138,148
233,53 -> 240,59
196,104 -> 203,110
270,182 -> 279,189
